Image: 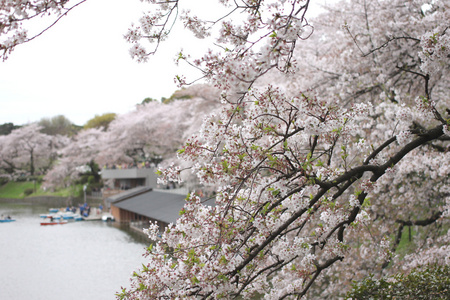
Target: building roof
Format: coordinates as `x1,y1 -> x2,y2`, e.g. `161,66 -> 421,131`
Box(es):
110,188 -> 214,224
104,186 -> 153,205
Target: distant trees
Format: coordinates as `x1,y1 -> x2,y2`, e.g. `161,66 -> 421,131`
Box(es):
83,113 -> 117,131
43,127 -> 104,189
42,84 -> 220,190
0,116 -> 80,180
98,85 -> 220,167
140,97 -> 158,105
0,123 -> 20,136
1,86 -> 219,188
38,115 -> 79,136
0,123 -> 68,177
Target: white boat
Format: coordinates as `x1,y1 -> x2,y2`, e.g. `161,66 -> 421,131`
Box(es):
101,213 -> 115,222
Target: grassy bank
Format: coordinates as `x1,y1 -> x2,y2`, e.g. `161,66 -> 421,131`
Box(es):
0,181 -> 81,199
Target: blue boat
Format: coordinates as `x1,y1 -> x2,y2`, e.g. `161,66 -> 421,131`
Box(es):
0,219 -> 16,223
49,208 -> 59,213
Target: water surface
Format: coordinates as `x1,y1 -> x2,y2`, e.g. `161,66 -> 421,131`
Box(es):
0,203 -> 149,300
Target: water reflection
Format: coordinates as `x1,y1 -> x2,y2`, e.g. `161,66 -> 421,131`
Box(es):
108,221 -> 151,245
0,203 -> 150,300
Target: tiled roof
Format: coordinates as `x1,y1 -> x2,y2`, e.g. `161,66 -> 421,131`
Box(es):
105,186 -> 153,203
110,188 -> 215,224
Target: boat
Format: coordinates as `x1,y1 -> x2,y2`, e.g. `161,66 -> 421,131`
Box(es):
40,215 -> 68,225
49,208 -> 59,213
40,220 -> 68,226
101,213 -> 115,222
61,211 -> 82,220
0,219 -> 16,223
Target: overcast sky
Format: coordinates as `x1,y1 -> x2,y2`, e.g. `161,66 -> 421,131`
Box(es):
0,0 -> 326,126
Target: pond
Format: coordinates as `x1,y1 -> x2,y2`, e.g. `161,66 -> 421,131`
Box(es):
0,203 -> 150,300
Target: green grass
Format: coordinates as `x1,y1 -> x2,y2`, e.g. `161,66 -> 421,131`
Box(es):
0,181 -> 81,199
396,226 -> 417,257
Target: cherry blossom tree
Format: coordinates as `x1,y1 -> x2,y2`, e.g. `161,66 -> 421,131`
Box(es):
42,127 -> 104,189
97,85 -> 220,167
0,123 -> 69,177
118,0 -> 449,299
43,85 -> 220,190
0,134 -> 19,175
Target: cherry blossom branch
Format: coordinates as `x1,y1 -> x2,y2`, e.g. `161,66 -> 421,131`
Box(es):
25,0 -> 88,44
362,36 -> 420,57
0,0 -> 87,60
228,124 -> 444,294
396,211 -> 444,227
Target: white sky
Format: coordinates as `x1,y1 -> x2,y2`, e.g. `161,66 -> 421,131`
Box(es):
0,0 -> 327,126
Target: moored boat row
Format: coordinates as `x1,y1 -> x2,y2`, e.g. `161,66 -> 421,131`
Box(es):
40,211 -> 84,221
1,207 -> 114,225
39,208 -> 84,225
39,207 -> 114,225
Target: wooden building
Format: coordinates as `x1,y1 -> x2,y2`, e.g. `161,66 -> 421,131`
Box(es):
107,187 -> 191,229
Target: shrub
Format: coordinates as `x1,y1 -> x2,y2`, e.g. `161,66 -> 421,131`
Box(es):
24,188 -> 34,196
0,176 -> 9,186
346,264 -> 450,299
15,176 -> 28,182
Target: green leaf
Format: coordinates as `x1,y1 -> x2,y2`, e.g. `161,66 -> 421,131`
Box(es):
362,198 -> 371,208
222,160 -> 230,172
219,255 -> 228,265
